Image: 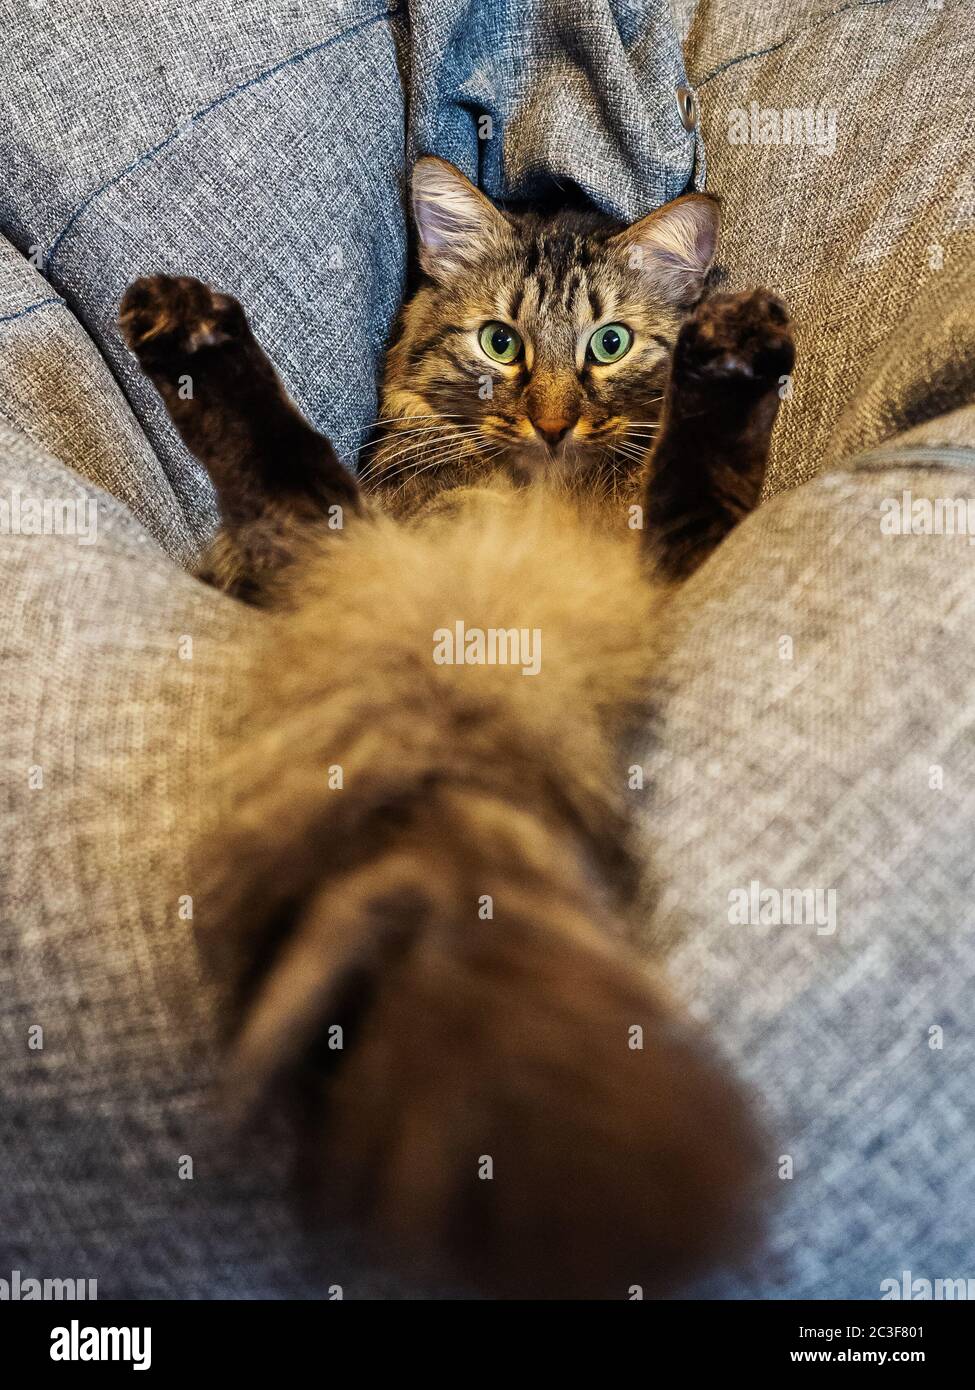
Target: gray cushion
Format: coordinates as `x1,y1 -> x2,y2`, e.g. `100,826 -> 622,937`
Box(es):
683,0 -> 975,498
647,442 -> 975,1297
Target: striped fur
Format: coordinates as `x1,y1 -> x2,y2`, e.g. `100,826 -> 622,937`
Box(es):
367,157 -> 719,512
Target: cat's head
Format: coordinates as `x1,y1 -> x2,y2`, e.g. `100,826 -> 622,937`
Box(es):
377,157 -> 719,490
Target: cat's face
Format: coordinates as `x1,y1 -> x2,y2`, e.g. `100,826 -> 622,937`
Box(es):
377,158 -> 719,492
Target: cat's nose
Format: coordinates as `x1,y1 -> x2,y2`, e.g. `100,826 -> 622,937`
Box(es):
531,413 -> 574,448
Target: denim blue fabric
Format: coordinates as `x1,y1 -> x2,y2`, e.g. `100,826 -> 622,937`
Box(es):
404,0 -> 697,213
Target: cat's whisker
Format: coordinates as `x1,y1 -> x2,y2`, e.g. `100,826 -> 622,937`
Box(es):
367,427 -> 491,473
385,460 -> 445,500
610,422 -> 654,455
366,435 -> 495,492
357,437 -> 445,476
359,427 -> 489,482
367,449 -> 467,490
357,426 -> 451,453
358,412 -> 472,436
608,449 -> 651,475
355,415 -> 480,468
384,440 -> 504,503
356,417 -> 475,453
377,412 -> 471,423
358,421 -> 486,455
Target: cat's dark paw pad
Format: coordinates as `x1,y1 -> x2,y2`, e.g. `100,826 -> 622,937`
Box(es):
119,275 -> 247,364
673,289 -> 794,387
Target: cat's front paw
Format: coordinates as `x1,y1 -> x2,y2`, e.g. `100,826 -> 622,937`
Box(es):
672,289 -> 794,389
119,274 -> 248,368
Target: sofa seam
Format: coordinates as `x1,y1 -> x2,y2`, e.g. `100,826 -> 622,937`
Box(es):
0,296 -> 65,327
44,5 -> 403,275
692,0 -> 901,90
844,444 -> 975,473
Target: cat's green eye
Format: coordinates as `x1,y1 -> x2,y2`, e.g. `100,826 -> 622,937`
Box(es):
588,323 -> 633,364
479,321 -> 523,364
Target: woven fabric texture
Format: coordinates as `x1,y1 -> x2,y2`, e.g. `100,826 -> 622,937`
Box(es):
1,0 -> 973,1297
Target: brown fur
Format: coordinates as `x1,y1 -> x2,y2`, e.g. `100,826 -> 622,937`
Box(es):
367,157 -> 720,512
119,159 -> 794,1297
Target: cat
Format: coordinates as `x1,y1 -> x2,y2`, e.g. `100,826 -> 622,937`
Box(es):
119,156 -> 794,1299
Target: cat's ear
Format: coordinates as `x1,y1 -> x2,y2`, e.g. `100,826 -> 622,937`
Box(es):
412,156 -> 510,280
613,194 -> 720,306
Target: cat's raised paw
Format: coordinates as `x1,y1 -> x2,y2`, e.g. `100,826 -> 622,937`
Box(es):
119,274 -> 248,367
673,289 -> 794,388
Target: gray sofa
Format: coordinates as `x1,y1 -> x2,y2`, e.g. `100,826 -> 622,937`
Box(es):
1,0 -> 973,1297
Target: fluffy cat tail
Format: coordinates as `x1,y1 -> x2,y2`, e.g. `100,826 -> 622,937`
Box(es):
216,776 -> 763,1299
194,499 -> 766,1297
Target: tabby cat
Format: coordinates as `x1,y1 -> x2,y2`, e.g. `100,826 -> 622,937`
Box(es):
120,157 -> 794,1298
